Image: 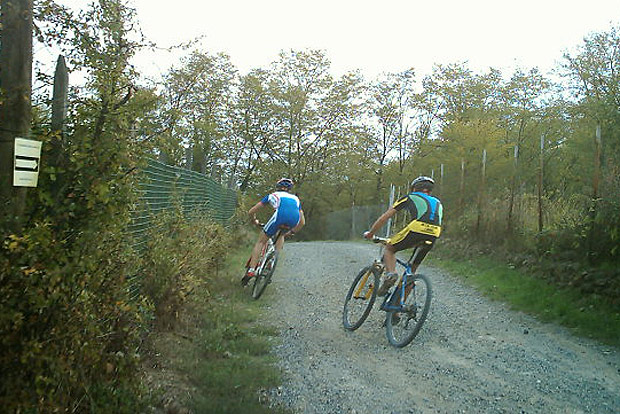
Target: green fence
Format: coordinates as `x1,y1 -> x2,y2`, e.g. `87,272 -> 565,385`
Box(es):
128,158 -> 237,248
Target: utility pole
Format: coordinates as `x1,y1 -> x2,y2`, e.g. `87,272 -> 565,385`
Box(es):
593,124 -> 602,201
459,157 -> 465,215
0,0 -> 33,232
537,135 -> 544,233
588,124 -> 602,262
476,149 -> 487,234
507,144 -> 519,233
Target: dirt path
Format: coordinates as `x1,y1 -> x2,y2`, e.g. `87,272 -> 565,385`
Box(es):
259,241 -> 619,414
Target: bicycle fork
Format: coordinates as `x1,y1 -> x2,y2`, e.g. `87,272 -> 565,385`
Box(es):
353,261 -> 383,300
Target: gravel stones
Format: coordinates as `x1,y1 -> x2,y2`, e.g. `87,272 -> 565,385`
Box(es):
261,241 -> 619,414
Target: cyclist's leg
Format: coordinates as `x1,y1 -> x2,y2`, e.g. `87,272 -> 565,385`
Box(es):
275,230 -> 287,251
382,243 -> 398,274
249,231 -> 270,269
403,236 -> 435,299
377,243 -> 399,296
384,226 -> 410,273
382,232 -> 421,298
250,210 -> 278,269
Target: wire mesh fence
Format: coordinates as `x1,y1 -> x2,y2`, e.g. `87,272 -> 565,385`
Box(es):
128,158 -> 237,249
314,204 -> 388,240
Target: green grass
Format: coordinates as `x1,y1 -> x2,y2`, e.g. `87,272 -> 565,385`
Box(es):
429,255 -> 620,347
181,245 -> 292,414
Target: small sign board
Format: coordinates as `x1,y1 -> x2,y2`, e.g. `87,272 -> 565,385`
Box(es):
14,138 -> 42,187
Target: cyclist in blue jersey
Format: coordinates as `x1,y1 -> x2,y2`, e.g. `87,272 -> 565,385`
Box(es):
364,176 -> 443,296
241,178 -> 306,286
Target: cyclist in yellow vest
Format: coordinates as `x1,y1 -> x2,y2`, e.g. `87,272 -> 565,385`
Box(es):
364,176 -> 443,295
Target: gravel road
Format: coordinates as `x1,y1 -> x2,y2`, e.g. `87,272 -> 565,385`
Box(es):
258,241 -> 619,414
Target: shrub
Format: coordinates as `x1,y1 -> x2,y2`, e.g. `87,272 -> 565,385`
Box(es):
0,221 -> 147,413
139,209 -> 233,329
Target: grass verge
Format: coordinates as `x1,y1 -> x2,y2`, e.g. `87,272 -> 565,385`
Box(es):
428,254 -> 620,347
142,244 -> 292,414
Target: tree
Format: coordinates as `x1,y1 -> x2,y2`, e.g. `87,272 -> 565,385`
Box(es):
159,51 -> 237,171
366,69 -> 417,199
0,0 -> 33,233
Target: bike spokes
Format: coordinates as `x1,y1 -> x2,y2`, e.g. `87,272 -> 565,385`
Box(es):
251,250 -> 277,299
343,265 -> 379,331
385,274 -> 432,348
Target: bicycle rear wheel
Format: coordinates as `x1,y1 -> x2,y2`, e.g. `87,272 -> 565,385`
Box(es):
342,265 -> 380,331
251,250 -> 277,299
385,273 -> 432,347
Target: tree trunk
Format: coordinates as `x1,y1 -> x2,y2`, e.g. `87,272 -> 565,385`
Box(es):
0,0 -> 33,233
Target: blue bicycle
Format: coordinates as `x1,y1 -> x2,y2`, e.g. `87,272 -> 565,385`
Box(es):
342,236 -> 433,347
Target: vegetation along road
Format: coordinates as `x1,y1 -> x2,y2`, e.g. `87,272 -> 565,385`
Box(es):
258,241 -> 619,414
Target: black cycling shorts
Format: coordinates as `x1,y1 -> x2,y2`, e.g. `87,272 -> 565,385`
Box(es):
388,231 -> 436,265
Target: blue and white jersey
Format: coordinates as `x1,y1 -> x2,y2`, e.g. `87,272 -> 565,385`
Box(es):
261,191 -> 301,212
260,191 -> 302,236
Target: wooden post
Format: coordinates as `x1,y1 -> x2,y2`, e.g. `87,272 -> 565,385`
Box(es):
476,149 -> 486,234
588,124 -> 602,261
351,199 -> 356,239
538,135 -> 544,233
507,144 -> 519,232
459,157 -> 465,214
385,184 -> 395,237
439,163 -> 444,196
51,56 -> 68,132
593,124 -> 601,200
50,55 -> 68,174
185,146 -> 193,170
0,0 -> 34,232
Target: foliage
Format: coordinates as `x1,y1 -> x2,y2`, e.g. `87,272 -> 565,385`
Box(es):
140,242 -> 291,414
2,1 -> 160,412
139,210 -> 232,329
0,217 -> 148,413
431,245 -> 620,346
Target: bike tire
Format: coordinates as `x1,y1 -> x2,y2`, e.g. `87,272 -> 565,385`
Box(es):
342,265 -> 380,331
251,251 -> 277,299
385,273 -> 432,348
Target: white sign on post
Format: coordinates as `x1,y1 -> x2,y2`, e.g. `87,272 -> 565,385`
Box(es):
14,138 -> 42,187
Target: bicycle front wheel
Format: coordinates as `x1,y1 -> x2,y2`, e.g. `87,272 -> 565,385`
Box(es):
251,251 -> 277,299
385,273 -> 432,348
342,265 -> 380,331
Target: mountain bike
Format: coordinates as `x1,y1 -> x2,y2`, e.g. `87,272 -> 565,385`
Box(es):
245,225 -> 288,299
342,236 -> 433,347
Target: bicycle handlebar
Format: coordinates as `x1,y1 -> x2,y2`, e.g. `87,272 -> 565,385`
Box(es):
369,235 -> 389,244
367,234 -> 434,248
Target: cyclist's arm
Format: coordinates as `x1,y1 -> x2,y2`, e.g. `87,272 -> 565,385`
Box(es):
365,207 -> 397,238
248,201 -> 265,225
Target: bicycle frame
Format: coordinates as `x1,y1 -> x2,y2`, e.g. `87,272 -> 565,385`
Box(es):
255,238 -> 275,274
379,255 -> 414,312
376,240 -> 431,312
255,227 -> 288,272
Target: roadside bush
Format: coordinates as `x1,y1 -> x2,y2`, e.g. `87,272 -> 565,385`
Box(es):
0,222 -> 147,413
139,209 -> 233,329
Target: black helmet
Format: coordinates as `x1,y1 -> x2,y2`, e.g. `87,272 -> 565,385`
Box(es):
276,178 -> 294,190
411,176 -> 434,191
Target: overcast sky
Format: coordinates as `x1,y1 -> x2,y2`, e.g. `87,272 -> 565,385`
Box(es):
56,0 -> 619,80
